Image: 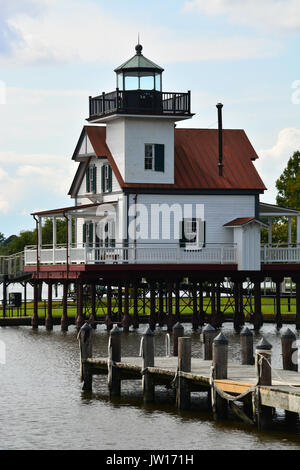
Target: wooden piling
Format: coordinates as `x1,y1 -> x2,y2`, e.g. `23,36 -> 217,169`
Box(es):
78,322 -> 93,391
32,280 -> 39,329
192,281 -> 199,331
45,282 -> 53,331
89,282 -> 97,328
281,328 -> 298,424
61,281 -> 68,332
108,324 -> 121,397
176,337 -> 191,410
132,281 -> 139,329
212,332 -> 228,420
142,327 -> 155,403
281,328 -> 297,372
122,280 -> 130,332
149,281 -> 156,331
202,323 -> 215,360
105,282 -> 113,331
240,326 -> 254,365
253,280 -> 263,331
255,337 -> 273,430
173,322 -> 184,356
275,280 -> 283,329
76,280 -> 85,330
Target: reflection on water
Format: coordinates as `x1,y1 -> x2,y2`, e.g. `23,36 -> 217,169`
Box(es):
1,323 -> 300,450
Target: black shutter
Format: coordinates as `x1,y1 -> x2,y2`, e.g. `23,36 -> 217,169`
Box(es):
104,222 -> 109,247
86,166 -> 90,192
101,165 -> 105,192
179,220 -> 186,248
92,166 -> 97,193
108,166 -> 112,192
83,222 -> 86,244
88,221 -> 93,245
190,217 -> 197,243
154,144 -> 164,172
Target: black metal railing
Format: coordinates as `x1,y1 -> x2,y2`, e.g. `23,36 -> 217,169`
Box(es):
89,89 -> 191,118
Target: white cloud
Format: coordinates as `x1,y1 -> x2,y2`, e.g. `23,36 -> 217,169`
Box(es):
0,0 -> 283,66
184,0 -> 300,32
255,127 -> 300,203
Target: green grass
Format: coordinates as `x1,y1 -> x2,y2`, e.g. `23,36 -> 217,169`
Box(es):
0,296 -> 297,318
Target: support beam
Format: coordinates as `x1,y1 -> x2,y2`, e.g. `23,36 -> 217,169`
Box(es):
175,281 -> 180,322
61,281 -> 68,332
118,282 -> 122,322
76,280 -> 84,330
89,282 -> 97,328
199,281 -> 205,326
210,282 -> 217,328
122,280 -> 130,332
32,280 -> 39,329
275,280 -> 283,329
167,282 -> 173,331
105,281 -> 113,330
253,280 -> 263,331
149,281 -> 156,331
158,282 -> 165,327
132,281 -> 139,329
268,217 -> 272,245
45,282 -> 53,331
192,281 -> 199,331
2,275 -> 7,318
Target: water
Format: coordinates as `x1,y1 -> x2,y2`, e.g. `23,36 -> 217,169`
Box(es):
1,323 -> 300,450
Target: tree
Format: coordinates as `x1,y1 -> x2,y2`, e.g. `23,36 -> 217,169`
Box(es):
276,150 -> 300,209
0,232 -> 5,245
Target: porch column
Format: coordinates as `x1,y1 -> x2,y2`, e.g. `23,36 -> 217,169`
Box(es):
122,280 -> 130,332
132,281 -> 139,329
297,216 -> 300,245
76,280 -> 84,330
149,281 -> 156,331
192,281 -> 199,331
275,279 -> 283,330
45,282 -> 53,331
89,282 -> 97,328
38,216 -> 42,256
268,217 -> 272,245
288,217 -> 292,246
61,281 -> 68,332
53,216 -> 57,264
68,216 -> 72,248
105,281 -> 113,330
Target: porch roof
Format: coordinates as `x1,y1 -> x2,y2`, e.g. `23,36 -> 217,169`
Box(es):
224,217 -> 267,228
31,201 -> 118,218
259,202 -> 300,217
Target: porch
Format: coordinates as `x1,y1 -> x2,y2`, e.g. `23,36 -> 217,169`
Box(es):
24,243 -> 237,266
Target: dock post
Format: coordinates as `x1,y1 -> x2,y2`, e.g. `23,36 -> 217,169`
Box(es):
45,281 -> 53,331
240,326 -> 254,365
281,328 -> 298,371
202,324 -> 215,360
78,322 -> 93,391
108,325 -> 121,397
173,322 -> 184,356
61,281 -> 68,332
32,280 -> 39,329
255,337 -> 273,430
142,327 -> 155,403
212,332 -> 228,420
149,281 -> 156,331
176,337 -> 191,410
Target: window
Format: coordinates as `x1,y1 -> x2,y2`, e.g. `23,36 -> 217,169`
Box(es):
144,144 -> 165,172
85,164 -> 97,193
180,219 -> 206,249
101,164 -> 112,193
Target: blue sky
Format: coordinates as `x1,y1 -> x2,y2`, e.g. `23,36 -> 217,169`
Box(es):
0,0 -> 299,237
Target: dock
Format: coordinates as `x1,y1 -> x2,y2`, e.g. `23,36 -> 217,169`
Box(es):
78,322 -> 300,431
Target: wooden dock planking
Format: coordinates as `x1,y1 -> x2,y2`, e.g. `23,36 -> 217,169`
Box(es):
86,356 -> 300,407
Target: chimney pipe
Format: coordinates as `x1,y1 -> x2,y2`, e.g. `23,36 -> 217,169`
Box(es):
216,103 -> 223,176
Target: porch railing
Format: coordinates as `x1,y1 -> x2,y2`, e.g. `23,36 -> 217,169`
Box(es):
0,252 -> 25,277
261,244 -> 300,263
89,90 -> 191,118
24,243 -> 236,266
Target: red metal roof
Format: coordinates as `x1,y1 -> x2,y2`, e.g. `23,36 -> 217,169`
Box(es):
31,201 -> 117,217
223,217 -> 256,227
74,126 -> 266,192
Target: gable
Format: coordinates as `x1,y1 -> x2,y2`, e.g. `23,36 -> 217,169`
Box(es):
72,129 -> 96,161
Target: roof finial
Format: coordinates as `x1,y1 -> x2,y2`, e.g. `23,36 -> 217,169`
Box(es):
135,34 -> 142,55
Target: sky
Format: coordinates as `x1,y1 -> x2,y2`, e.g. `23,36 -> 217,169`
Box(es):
0,0 -> 299,237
